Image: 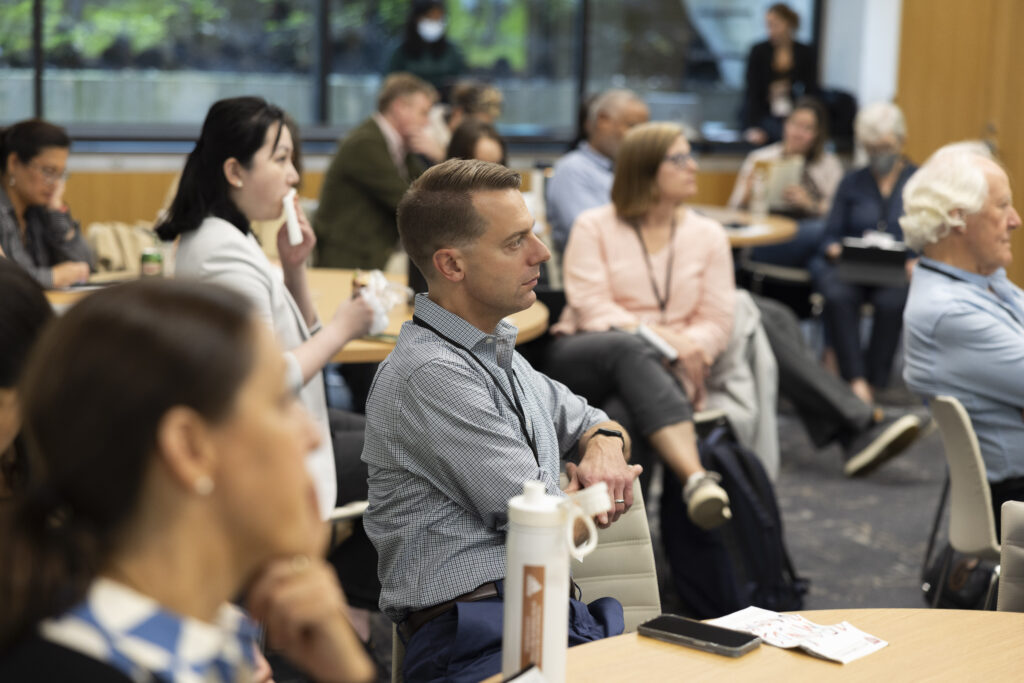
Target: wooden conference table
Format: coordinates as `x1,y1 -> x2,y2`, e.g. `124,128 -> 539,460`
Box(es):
689,204 -> 798,248
307,268 -> 549,363
481,609 -> 1024,682
46,268 -> 550,365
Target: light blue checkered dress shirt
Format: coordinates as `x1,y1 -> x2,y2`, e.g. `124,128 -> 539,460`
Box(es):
362,294 -> 606,622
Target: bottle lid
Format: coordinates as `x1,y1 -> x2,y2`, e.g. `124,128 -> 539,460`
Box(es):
507,479 -> 565,526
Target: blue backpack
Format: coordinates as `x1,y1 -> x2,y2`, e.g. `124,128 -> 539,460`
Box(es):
661,419 -> 808,619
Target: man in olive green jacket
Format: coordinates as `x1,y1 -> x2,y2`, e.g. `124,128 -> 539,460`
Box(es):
314,73 -> 439,269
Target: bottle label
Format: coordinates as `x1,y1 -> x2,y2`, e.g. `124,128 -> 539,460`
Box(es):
520,565 -> 545,669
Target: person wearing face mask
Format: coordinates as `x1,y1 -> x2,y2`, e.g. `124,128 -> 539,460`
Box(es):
387,0 -> 465,103
812,102 -> 917,407
0,119 -> 95,289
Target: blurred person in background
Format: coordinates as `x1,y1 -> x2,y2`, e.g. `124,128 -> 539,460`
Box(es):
446,119 -> 507,166
546,89 -> 650,254
741,3 -> 819,146
314,73 -> 438,269
812,102 -> 916,407
0,280 -> 374,682
730,96 -> 843,267
388,0 -> 465,102
426,80 -> 503,155
0,119 -> 95,289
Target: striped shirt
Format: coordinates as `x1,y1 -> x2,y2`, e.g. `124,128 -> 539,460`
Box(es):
362,294 -> 606,622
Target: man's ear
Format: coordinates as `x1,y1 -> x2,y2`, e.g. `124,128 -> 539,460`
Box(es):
155,406 -> 218,494
432,247 -> 466,283
222,158 -> 244,189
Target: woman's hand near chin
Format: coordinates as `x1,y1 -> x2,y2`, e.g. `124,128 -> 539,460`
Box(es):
277,195 -> 316,272
246,555 -> 375,683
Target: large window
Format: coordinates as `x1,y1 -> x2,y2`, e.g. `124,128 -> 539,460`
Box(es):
1,0 -> 818,144
587,0 -> 817,141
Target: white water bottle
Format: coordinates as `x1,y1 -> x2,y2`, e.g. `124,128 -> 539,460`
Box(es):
501,480 -> 611,682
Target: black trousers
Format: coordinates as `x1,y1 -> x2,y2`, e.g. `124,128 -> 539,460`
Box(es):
814,265 -> 909,387
545,330 -> 694,495
327,408 -> 380,610
990,476 -> 1024,541
754,295 -> 875,448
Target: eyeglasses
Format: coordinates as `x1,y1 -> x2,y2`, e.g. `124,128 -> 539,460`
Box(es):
664,152 -> 697,168
29,163 -> 70,185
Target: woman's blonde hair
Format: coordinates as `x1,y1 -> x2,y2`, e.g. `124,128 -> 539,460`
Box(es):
611,122 -> 684,222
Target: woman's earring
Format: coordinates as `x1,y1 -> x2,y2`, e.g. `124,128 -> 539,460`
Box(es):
194,475 -> 215,496
8,177 -> 14,187
235,181 -> 243,188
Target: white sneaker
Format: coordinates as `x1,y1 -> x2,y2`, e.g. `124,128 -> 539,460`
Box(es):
683,471 -> 732,531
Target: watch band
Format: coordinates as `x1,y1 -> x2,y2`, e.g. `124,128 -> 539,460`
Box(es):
594,427 -> 626,449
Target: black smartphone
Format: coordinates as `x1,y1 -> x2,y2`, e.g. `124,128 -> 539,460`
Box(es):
637,614 -> 761,657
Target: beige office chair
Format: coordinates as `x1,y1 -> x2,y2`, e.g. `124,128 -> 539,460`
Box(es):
568,477 -> 661,632
929,395 -> 1000,609
997,501 -> 1024,611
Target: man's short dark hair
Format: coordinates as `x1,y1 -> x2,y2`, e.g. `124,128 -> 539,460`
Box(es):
398,159 -> 521,279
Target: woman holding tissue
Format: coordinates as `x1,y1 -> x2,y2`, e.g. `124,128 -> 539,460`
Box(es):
0,280 -> 374,682
728,97 -> 842,267
157,98 -> 383,636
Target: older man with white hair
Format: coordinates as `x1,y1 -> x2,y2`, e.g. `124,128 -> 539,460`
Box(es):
901,143 -> 1024,535
546,89 -> 650,253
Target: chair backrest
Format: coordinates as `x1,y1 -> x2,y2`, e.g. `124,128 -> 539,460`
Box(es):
568,478 -> 662,631
998,501 -> 1024,611
930,395 -> 1000,559
391,623 -> 405,683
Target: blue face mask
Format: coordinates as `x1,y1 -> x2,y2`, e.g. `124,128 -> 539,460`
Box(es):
417,19 -> 445,42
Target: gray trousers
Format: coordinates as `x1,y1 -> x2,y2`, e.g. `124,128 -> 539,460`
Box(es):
754,295 -> 874,448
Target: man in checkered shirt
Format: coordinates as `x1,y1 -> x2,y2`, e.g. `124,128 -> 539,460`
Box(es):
362,159 -> 643,682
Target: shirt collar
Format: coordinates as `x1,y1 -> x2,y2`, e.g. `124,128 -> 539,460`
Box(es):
918,256 -> 991,289
40,577 -> 259,682
413,292 -> 519,354
579,141 -> 614,171
372,112 -> 407,171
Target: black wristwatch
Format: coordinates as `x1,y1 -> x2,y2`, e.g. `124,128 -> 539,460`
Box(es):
593,428 -> 626,449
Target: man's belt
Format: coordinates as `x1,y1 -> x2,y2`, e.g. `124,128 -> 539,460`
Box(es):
398,581 -> 501,641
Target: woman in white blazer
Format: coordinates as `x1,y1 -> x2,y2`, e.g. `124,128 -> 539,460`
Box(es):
157,97 -> 383,644
159,97 -> 373,519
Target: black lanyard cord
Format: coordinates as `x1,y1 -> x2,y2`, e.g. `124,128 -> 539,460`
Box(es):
412,316 -> 539,465
632,217 -> 677,320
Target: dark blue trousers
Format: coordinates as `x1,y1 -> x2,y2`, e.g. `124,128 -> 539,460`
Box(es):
400,580 -> 623,683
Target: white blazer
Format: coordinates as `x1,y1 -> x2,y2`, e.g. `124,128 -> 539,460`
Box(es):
175,216 -> 336,518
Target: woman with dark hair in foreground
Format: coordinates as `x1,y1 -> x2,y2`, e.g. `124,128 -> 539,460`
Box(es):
0,280 -> 374,682
0,259 -> 54,496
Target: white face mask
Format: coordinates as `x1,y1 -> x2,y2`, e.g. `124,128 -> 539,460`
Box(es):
417,18 -> 445,43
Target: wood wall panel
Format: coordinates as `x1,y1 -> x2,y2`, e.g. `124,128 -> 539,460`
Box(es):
898,0 -> 1024,284
63,168 -> 739,230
